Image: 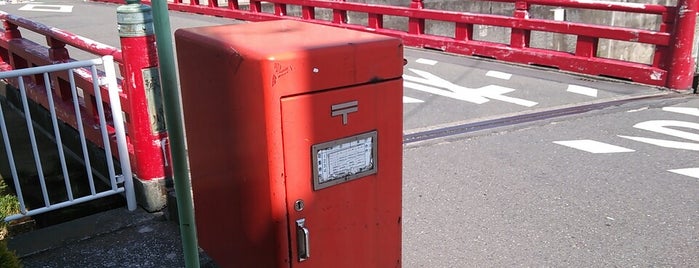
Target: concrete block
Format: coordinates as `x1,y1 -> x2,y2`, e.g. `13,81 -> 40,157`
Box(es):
133,176 -> 167,212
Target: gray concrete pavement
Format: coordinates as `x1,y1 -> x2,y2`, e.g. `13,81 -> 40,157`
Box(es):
0,0 -> 697,267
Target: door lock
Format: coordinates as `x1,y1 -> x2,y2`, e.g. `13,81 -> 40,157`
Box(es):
294,199 -> 305,211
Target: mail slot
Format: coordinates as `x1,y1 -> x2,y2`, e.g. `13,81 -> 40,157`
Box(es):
175,20 -> 403,268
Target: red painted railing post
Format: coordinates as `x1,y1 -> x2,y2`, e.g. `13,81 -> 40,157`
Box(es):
228,0 -> 239,10
653,10 -> 674,70
47,37 -> 69,62
575,36 -> 599,58
368,13 -> 384,30
302,5 -> 315,20
455,22 -> 473,41
409,0 -> 425,35
46,37 -> 73,101
333,0 -> 348,24
117,0 -> 170,210
274,2 -> 287,16
666,0 -> 698,90
1,21 -> 22,67
249,0 -> 262,13
511,0 -> 531,48
2,21 -> 21,39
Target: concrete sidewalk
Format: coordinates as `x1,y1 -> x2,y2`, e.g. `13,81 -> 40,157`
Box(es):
8,207 -> 218,267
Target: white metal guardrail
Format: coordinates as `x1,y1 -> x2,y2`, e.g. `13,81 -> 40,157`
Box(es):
0,56 -> 135,222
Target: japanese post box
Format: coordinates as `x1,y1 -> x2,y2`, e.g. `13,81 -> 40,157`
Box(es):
175,20 -> 403,268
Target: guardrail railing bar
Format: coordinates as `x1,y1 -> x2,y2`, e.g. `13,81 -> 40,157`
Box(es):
102,55 -> 135,210
0,101 -> 27,212
90,63 -> 118,191
68,68 -> 97,195
17,75 -> 51,208
0,58 -> 104,79
27,116 -> 114,191
1,56 -> 136,221
4,189 -> 126,221
43,71 -> 74,201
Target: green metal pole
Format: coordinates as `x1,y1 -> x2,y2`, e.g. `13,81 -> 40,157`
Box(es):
149,0 -> 200,267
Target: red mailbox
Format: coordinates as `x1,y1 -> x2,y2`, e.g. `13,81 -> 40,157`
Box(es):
175,20 -> 403,268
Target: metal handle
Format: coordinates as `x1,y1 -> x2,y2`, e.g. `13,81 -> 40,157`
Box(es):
296,218 -> 310,262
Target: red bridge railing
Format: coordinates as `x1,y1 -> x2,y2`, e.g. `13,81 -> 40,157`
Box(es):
0,11 -> 170,183
95,0 -> 697,90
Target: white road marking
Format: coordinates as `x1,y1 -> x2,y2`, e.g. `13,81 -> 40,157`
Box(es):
404,71 -> 490,104
19,4 -> 73,12
479,85 -> 538,107
618,135 -> 699,151
618,120 -> 699,151
415,58 -> 438,65
553,140 -> 635,153
668,168 -> 699,179
567,85 -> 598,97
662,107 -> 699,117
403,81 -> 488,104
634,120 -> 699,141
403,68 -> 538,107
403,96 -> 424,103
485,70 -> 512,80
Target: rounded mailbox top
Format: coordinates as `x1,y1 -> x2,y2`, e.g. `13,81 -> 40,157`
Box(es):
174,20 -> 404,96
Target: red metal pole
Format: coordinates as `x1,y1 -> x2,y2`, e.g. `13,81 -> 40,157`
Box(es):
666,0 -> 698,90
117,2 -> 170,181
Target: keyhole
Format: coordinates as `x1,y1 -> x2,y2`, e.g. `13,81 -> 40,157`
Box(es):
294,199 -> 305,211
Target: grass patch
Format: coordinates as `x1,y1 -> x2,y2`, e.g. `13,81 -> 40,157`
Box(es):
0,178 -> 20,240
0,240 -> 21,268
0,178 -> 21,268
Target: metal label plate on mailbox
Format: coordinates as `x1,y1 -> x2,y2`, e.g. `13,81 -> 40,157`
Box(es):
312,131 -> 378,190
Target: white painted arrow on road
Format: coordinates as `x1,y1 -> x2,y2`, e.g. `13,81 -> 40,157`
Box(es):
403,68 -> 538,107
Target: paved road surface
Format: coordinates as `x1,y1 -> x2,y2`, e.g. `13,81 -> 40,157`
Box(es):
403,95 -> 698,266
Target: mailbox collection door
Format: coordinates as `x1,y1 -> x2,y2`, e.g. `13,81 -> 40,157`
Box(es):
280,80 -> 403,267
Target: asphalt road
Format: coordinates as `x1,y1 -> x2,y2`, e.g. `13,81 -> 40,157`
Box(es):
403,95 -> 698,266
1,0 -> 697,266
